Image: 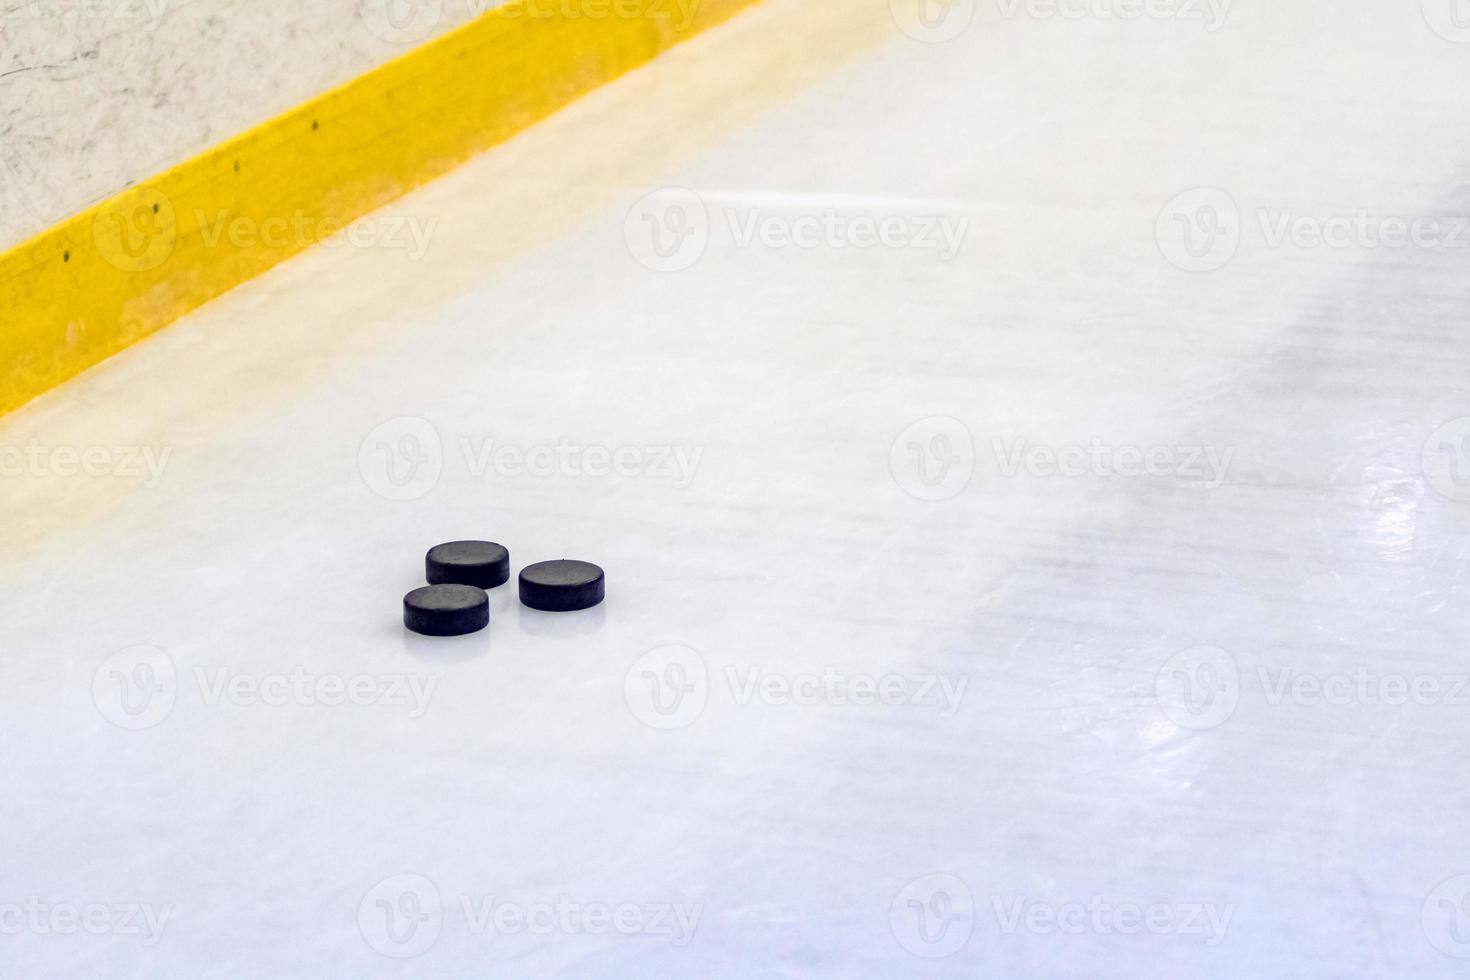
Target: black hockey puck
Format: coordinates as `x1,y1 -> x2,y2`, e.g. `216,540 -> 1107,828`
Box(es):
427,540 -> 510,589
519,560 -> 605,612
404,584 -> 490,636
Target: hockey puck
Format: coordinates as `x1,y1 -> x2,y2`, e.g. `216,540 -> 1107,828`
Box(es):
427,540 -> 510,589
519,560 -> 605,612
404,584 -> 490,636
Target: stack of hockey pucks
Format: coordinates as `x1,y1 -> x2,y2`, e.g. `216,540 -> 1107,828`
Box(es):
403,540 -> 605,636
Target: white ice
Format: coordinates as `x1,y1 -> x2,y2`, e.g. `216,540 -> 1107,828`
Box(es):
2,0 -> 1470,976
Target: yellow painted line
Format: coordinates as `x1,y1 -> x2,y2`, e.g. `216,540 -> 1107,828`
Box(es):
0,0 -> 760,418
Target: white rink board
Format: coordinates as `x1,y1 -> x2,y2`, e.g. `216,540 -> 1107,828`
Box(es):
3,0 -> 1470,976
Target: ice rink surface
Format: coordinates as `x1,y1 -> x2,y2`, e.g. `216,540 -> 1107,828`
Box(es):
3,0 -> 1470,975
